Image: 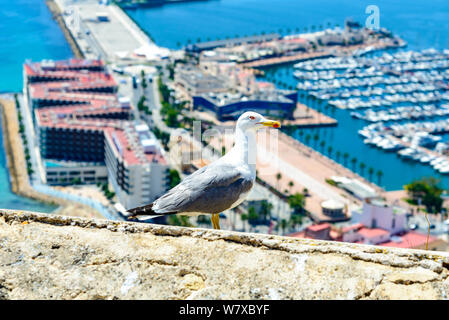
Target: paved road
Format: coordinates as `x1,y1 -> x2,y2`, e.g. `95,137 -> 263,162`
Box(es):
408,213 -> 449,236
18,94 -> 45,185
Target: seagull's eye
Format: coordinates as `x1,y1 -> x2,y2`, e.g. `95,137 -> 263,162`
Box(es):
249,116 -> 255,120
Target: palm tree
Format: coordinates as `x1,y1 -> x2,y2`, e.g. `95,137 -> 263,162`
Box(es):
327,145 -> 333,158
313,133 -> 319,147
368,167 -> 374,181
276,172 -> 282,217
376,170 -> 384,185
280,219 -> 288,235
359,162 -> 366,176
289,214 -> 302,232
288,181 -> 294,194
303,188 -> 309,196
276,172 -> 282,187
336,150 -> 341,163
343,152 -> 349,166
351,157 -> 357,171
319,140 -> 326,152
260,200 -> 273,222
288,192 -> 306,215
305,134 -> 311,145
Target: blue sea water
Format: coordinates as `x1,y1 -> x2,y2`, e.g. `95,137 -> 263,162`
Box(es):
127,0 -> 449,191
0,0 -> 71,212
0,118 -> 56,213
0,0 -> 73,93
126,0 -> 449,51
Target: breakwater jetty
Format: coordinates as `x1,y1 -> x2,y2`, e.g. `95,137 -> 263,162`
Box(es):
46,0 -> 84,59
51,0 -> 164,62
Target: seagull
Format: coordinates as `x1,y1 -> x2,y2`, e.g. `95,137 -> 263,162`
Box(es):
127,111 -> 281,229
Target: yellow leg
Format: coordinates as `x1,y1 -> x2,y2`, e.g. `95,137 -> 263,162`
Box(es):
211,213 -> 220,230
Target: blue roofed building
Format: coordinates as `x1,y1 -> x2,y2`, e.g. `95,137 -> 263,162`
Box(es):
193,89 -> 297,121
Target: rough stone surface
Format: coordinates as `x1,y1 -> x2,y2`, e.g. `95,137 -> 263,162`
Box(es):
0,209 -> 448,300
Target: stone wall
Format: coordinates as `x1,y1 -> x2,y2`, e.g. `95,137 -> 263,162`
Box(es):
0,209 -> 448,299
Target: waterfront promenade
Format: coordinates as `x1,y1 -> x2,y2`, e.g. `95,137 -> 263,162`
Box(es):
284,103 -> 337,127
241,51 -> 332,68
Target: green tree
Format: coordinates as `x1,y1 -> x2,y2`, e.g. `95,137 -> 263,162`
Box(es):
319,140 -> 325,152
260,200 -> 273,221
376,170 -> 383,185
336,150 -> 341,162
404,177 -> 444,213
168,215 -> 193,227
350,157 -> 357,171
359,162 -> 366,176
168,169 -> 181,188
165,108 -> 179,128
368,167 -> 374,181
343,152 -> 349,166
248,206 -> 259,225
313,133 -> 319,147
288,192 -> 306,215
288,181 -> 294,194
327,145 -> 333,157
280,219 -> 288,234
137,95 -> 146,112
305,134 -> 311,145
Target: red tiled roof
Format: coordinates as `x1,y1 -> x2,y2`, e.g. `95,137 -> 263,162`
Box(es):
357,227 -> 390,238
308,223 -> 331,232
30,59 -> 166,167
288,231 -> 314,239
380,232 -> 439,249
24,59 -> 104,75
104,127 -> 167,166
341,223 -> 364,233
282,37 -> 308,43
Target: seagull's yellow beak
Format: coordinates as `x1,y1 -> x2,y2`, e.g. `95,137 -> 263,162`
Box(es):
259,119 -> 281,128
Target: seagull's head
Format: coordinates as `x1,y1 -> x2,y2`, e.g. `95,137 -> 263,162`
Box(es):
236,111 -> 281,133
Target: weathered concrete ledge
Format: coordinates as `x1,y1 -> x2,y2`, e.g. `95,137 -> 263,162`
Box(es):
0,209 -> 448,299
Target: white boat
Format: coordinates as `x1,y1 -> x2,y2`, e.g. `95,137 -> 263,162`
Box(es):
438,166 -> 449,174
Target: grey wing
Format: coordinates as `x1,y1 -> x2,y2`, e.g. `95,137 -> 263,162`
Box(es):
152,163 -> 254,215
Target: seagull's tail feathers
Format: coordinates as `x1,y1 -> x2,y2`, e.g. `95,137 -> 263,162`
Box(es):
126,203 -> 177,221
126,203 -> 158,221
